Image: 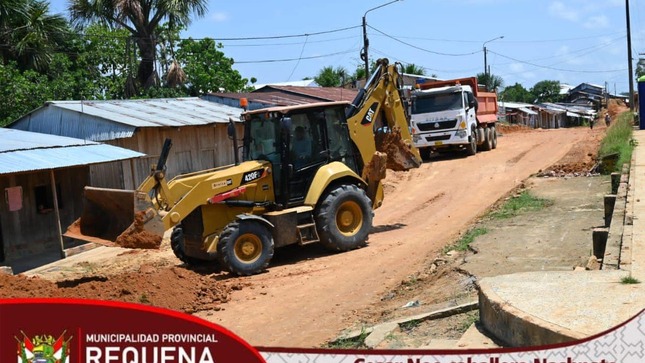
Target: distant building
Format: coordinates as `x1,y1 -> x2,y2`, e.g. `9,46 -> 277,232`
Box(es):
0,128 -> 142,272
8,98 -> 244,189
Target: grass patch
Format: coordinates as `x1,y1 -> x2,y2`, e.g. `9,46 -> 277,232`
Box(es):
326,330 -> 369,349
621,276 -> 640,284
399,320 -> 421,332
457,311 -> 479,334
599,111 -> 635,174
444,227 -> 488,253
489,191 -> 552,219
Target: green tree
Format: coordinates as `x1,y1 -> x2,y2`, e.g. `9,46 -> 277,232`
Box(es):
175,38 -> 249,95
1,0 -> 70,71
70,0 -> 208,91
636,58 -> 645,79
314,66 -> 348,87
402,63 -> 425,76
476,72 -> 504,91
500,83 -> 534,103
530,80 -> 563,103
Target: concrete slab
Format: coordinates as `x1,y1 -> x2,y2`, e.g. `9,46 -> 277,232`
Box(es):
478,270 -> 642,347
454,323 -> 499,349
364,322 -> 398,348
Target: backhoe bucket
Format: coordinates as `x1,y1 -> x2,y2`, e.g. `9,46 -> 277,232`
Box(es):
375,126 -> 422,171
64,187 -> 164,249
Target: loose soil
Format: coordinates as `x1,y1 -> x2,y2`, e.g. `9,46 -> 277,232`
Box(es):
1,123 -> 607,348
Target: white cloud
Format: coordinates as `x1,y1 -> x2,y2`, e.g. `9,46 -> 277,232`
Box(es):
509,63 -> 525,72
211,12 -> 229,22
548,1 -> 579,22
584,15 -> 609,29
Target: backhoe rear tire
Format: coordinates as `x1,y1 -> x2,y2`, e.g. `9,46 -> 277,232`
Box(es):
170,227 -> 206,266
217,221 -> 274,276
315,185 -> 373,252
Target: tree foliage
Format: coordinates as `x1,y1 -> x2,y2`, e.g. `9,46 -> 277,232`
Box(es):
176,38 -> 249,95
500,83 -> 534,103
476,72 -> 504,91
314,66 -> 349,87
402,63 -> 425,76
1,0 -> 70,71
530,80 -> 563,103
69,0 -> 208,92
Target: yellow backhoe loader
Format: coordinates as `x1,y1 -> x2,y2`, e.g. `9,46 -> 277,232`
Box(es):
65,58 -> 422,275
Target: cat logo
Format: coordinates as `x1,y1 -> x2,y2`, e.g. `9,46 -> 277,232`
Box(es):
360,102 -> 379,126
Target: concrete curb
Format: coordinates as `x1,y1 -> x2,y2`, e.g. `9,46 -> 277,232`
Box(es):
477,277 -> 585,347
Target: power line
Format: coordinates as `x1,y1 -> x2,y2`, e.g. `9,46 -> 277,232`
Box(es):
234,48 -> 357,64
368,25 -> 480,57
287,35 -> 308,81
489,50 -> 627,73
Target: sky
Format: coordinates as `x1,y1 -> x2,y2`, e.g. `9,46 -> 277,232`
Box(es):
47,0 -> 645,95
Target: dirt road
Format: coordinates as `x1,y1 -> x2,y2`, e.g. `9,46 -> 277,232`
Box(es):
4,126 -> 602,348
195,126 -> 598,347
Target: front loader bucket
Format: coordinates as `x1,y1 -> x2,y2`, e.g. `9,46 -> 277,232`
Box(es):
64,187 -> 164,249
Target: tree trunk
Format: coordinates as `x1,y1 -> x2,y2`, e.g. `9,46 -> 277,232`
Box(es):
136,35 -> 158,89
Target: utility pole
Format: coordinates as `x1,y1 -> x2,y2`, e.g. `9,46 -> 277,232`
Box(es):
626,0 -> 634,112
483,36 -> 504,76
361,0 -> 401,80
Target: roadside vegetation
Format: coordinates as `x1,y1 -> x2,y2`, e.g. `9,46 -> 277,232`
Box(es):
489,191 -> 552,219
599,111 -> 635,173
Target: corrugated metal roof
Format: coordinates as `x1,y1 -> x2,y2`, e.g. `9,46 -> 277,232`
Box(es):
0,128 -> 144,175
265,86 -> 358,103
49,97 -> 244,128
519,107 -> 538,115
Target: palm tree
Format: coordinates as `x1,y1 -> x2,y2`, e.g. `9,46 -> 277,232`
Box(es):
402,63 -> 425,76
314,66 -> 348,87
476,72 -> 504,92
1,0 -> 70,71
69,0 -> 208,90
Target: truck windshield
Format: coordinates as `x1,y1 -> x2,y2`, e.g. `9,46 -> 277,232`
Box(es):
243,116 -> 280,162
412,92 -> 463,114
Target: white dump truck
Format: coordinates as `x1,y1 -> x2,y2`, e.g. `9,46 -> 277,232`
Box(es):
410,77 -> 499,159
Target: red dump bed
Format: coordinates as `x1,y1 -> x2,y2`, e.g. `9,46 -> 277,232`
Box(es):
417,77 -> 499,125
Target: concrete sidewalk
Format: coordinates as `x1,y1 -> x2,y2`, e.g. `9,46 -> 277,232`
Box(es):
477,129 -> 645,347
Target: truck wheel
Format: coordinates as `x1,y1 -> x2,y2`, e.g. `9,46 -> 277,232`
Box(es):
491,126 -> 498,149
315,185 -> 373,252
465,127 -> 477,156
481,127 -> 492,151
171,226 -> 206,266
217,221 -> 274,276
419,147 -> 432,161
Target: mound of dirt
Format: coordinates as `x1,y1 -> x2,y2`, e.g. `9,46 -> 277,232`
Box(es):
0,265 -> 242,313
537,127 -> 603,177
497,123 -> 533,134
115,211 -> 162,249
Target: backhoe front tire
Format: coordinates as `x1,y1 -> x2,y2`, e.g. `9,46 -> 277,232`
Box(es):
171,227 -> 206,266
217,221 -> 274,276
315,185 -> 373,252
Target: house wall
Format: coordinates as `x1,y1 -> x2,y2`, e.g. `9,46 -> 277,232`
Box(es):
90,124 -> 244,189
0,167 -> 87,262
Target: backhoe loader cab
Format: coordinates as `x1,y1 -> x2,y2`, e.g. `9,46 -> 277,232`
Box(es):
242,101 -> 360,208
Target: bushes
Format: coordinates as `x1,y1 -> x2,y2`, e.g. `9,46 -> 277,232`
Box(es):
598,111 -> 635,173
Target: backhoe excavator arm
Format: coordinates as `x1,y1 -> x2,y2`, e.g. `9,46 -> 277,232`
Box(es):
345,58 -> 422,207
